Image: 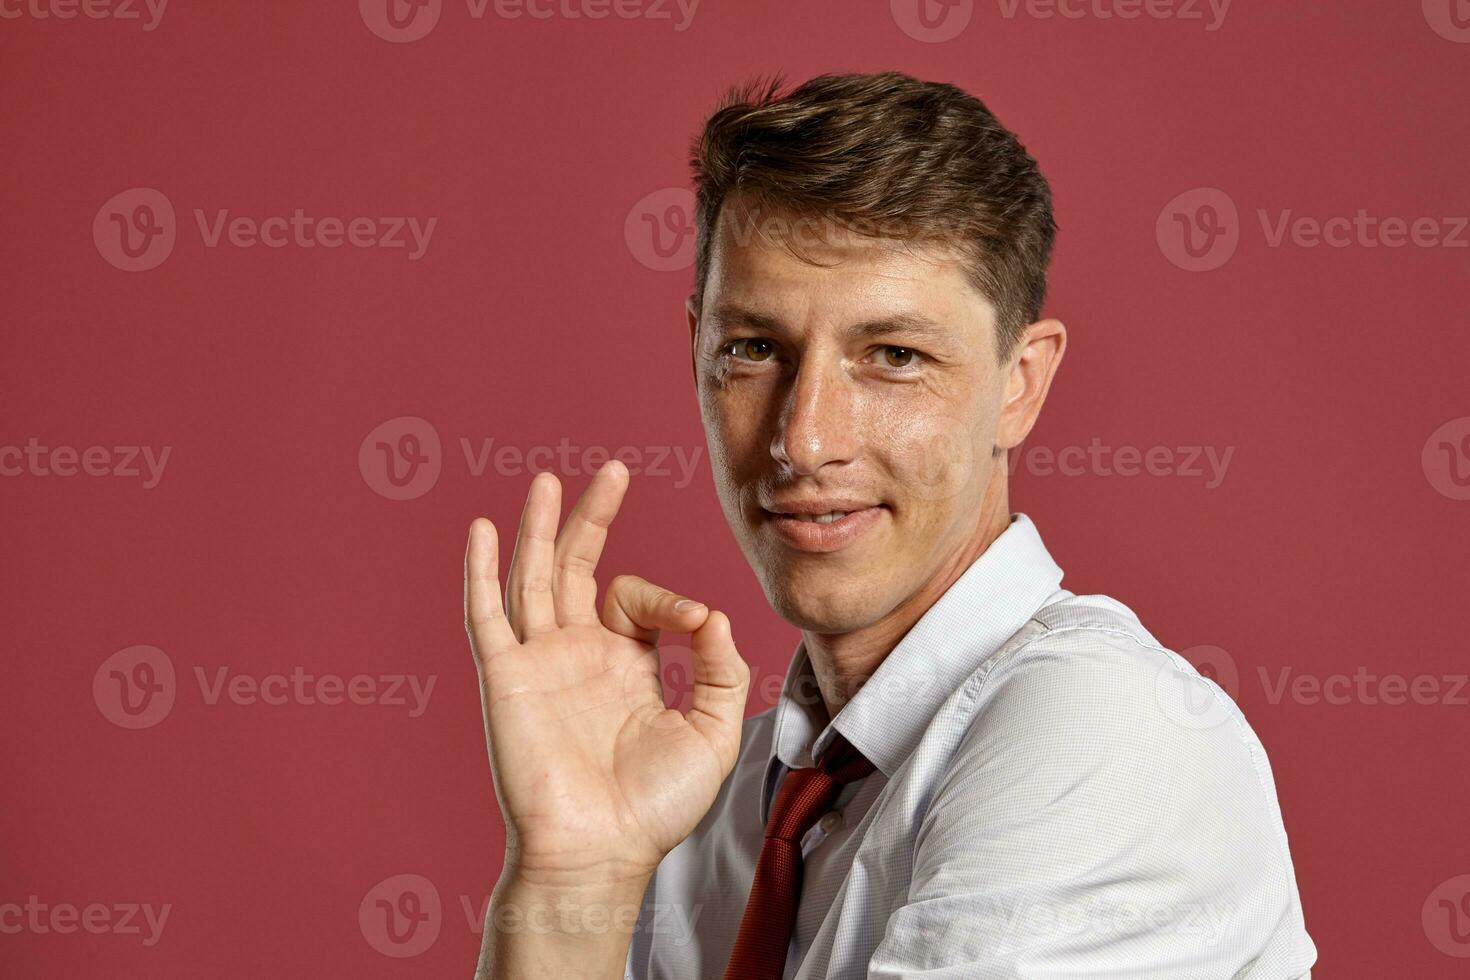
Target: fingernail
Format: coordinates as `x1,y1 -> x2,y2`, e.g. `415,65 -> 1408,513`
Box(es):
674,599 -> 704,613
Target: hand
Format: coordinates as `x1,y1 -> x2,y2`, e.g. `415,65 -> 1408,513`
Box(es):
464,460 -> 750,888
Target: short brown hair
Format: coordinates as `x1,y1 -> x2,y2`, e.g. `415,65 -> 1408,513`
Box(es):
689,71 -> 1057,361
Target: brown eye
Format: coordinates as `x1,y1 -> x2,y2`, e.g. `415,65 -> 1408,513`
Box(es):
732,339 -> 775,362
883,346 -> 916,368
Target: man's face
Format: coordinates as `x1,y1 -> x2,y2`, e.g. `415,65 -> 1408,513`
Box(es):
689,206 -> 1013,633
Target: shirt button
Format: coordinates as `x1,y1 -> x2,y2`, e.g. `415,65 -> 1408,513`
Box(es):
819,810 -> 844,834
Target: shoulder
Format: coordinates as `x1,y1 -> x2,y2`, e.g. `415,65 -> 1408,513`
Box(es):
926,591 -> 1298,865
968,591 -> 1259,765
900,592 -> 1316,977
930,590 -> 1299,888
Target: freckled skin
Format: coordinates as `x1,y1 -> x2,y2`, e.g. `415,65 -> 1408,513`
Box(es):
686,204 -> 1067,711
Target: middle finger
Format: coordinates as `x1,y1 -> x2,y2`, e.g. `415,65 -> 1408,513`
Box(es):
552,460 -> 630,625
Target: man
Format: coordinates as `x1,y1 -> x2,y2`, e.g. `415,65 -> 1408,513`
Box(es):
464,72 -> 1316,978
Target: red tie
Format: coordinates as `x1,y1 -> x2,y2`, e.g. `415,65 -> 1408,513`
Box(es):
724,734 -> 876,980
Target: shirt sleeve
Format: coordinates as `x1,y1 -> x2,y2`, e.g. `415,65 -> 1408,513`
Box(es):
865,630 -> 1317,979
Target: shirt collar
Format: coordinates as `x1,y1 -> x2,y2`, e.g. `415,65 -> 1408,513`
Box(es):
761,512 -> 1066,819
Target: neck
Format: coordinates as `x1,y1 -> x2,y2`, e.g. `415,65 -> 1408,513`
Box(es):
800,474 -> 1012,721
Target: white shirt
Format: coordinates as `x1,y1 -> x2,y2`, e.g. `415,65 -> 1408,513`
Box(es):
626,513 -> 1316,978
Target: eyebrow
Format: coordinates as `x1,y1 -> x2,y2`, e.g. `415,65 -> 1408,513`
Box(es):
706,305 -> 951,343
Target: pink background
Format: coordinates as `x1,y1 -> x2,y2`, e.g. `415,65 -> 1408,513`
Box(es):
3,1 -> 1468,976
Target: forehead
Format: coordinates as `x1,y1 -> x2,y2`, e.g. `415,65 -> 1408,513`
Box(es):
703,202 -> 993,334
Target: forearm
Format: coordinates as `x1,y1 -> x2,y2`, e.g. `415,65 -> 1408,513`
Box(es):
474,872 -> 648,980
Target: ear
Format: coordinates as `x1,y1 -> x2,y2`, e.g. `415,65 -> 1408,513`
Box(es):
996,318 -> 1067,451
686,294 -> 701,388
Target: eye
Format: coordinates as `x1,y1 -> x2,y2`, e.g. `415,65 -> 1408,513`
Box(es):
721,338 -> 777,363
875,345 -> 922,370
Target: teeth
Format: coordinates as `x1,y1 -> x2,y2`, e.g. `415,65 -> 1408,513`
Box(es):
789,511 -> 851,524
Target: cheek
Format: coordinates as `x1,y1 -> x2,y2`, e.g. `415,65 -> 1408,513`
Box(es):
872,408 -> 984,505
701,387 -> 764,470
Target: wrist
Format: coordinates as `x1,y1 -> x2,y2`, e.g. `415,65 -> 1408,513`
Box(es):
477,872 -> 651,980
490,873 -> 650,941
500,844 -> 660,892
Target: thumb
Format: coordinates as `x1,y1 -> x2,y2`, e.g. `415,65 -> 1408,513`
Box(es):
684,610 -> 750,770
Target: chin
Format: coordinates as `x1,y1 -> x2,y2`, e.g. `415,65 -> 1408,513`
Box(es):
764,573 -> 880,633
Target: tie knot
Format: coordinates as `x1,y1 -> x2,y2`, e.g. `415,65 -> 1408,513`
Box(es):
816,733 -> 876,783
764,734 -> 875,843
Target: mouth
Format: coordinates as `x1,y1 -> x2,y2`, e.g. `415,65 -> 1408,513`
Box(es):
771,510 -> 865,524
759,502 -> 888,553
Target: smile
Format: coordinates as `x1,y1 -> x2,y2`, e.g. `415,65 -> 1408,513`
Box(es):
761,505 -> 886,553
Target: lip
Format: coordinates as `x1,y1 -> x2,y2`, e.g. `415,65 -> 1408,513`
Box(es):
761,504 -> 886,553
764,497 -> 880,515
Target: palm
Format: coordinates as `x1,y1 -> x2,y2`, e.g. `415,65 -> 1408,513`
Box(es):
465,462 -> 748,884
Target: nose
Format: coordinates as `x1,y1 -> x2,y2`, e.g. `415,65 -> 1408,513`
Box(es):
770,355 -> 857,476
